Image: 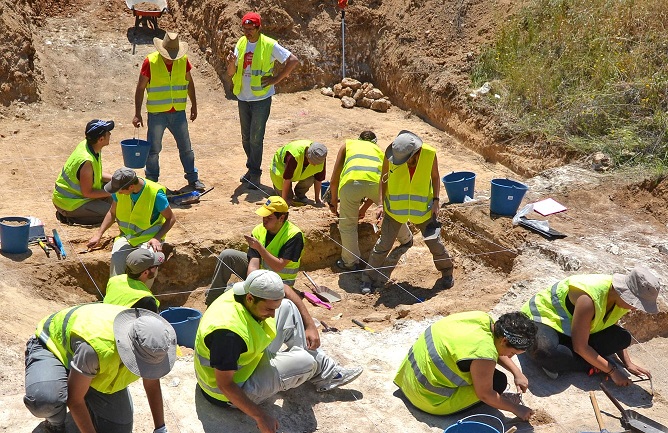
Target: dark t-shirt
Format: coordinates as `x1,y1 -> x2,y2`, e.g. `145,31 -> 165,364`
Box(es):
282,152 -> 326,181
131,296 -> 158,313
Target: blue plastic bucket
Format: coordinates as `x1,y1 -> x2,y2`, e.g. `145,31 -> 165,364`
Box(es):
120,138 -> 151,169
443,415 -> 503,433
0,216 -> 31,254
442,171 -> 476,203
159,307 -> 202,348
490,178 -> 529,216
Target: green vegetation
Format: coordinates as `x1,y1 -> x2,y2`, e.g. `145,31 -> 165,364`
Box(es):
471,0 -> 668,170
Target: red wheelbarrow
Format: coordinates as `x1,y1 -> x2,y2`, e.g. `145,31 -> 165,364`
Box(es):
600,383 -> 668,433
125,0 -> 168,37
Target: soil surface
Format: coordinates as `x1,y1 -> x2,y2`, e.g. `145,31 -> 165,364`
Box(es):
1,0 -> 668,432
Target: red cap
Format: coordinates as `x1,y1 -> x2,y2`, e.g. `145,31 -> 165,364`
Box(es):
241,12 -> 261,27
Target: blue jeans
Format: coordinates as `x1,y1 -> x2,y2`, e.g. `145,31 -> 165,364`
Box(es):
238,97 -> 272,176
145,110 -> 199,183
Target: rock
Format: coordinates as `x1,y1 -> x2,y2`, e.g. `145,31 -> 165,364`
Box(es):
371,98 -> 391,112
654,243 -> 668,255
395,306 -> 410,319
320,87 -> 334,97
333,83 -> 343,97
364,313 -> 390,322
357,97 -> 373,108
341,77 -> 362,90
340,96 -> 356,108
361,82 -> 373,92
353,88 -> 364,100
366,88 -> 384,100
340,87 -> 354,98
592,152 -> 612,171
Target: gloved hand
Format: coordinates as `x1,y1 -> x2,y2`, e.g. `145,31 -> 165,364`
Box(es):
154,425 -> 168,433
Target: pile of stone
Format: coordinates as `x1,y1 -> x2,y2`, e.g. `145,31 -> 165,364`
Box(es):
321,78 -> 392,112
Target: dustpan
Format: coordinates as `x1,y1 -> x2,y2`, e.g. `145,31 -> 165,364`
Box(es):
302,271 -> 341,303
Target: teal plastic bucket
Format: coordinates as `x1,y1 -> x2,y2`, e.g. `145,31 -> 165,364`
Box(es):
443,415 -> 503,433
490,178 -> 529,216
442,171 -> 476,203
121,138 -> 151,169
0,216 -> 31,254
159,307 -> 202,348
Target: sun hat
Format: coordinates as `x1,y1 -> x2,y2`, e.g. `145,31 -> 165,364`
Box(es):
306,142 -> 328,165
256,196 -> 289,217
85,119 -> 114,140
232,269 -> 285,300
241,12 -> 261,27
104,167 -> 138,194
386,130 -> 423,165
612,265 -> 661,313
114,308 -> 176,379
153,32 -> 188,61
126,248 -> 165,274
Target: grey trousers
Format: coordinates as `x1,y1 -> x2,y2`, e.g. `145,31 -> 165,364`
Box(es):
206,249 -> 249,305
363,213 -> 453,284
241,299 -> 339,403
55,197 -> 112,226
23,337 -> 134,432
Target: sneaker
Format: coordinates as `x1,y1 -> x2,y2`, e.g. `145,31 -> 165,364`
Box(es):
316,366 -> 363,392
542,367 -> 559,380
360,281 -> 373,295
335,259 -> 365,272
189,180 -> 206,192
44,421 -> 66,433
165,188 -> 179,197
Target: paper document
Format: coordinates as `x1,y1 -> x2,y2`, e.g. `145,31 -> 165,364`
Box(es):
532,198 -> 567,216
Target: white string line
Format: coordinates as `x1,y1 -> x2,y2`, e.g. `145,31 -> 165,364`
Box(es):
12,140 -> 105,299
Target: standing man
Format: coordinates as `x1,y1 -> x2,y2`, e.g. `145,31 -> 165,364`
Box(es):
104,248 -> 165,313
133,32 -> 205,193
205,196 -> 321,348
328,131 -> 411,271
23,303 -> 176,433
227,12 -> 300,189
361,130 -> 454,294
87,167 -> 176,279
52,119 -> 114,225
270,140 -> 327,205
195,269 -> 363,433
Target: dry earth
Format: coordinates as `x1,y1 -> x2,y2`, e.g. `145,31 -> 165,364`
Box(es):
1,0 -> 668,432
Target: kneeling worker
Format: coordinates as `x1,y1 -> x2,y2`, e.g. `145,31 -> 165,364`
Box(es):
195,269 -> 363,433
395,311 -> 537,420
23,303 -> 176,433
270,140 -> 327,205
104,248 -> 165,313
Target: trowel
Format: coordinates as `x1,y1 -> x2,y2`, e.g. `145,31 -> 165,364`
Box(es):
302,271 -> 341,303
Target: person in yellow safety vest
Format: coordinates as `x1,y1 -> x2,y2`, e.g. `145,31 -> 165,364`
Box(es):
87,167 -> 176,281
270,140 -> 328,206
226,12 -> 300,190
521,266 -> 660,384
132,32 -> 206,194
328,130 -> 413,271
23,303 -> 176,433
195,270 -> 363,433
104,248 -> 165,313
52,119 -> 115,225
394,311 -> 537,419
204,196 -> 322,341
360,130 -> 454,294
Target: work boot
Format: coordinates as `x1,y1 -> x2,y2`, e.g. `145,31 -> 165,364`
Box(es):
316,366 -> 363,392
55,211 -> 72,225
189,180 -> 206,192
435,272 -> 454,290
246,174 -> 261,190
239,170 -> 251,183
397,237 -> 413,250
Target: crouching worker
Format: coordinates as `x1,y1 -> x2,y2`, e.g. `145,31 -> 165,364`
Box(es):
270,140 -> 327,205
195,270 -> 363,433
23,304 -> 176,433
104,248 -> 165,313
394,311 -> 537,420
522,266 -> 660,384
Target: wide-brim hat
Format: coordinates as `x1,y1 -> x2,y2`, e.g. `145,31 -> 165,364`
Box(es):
612,266 -> 660,314
386,130 -> 423,165
114,308 -> 177,379
153,32 -> 188,60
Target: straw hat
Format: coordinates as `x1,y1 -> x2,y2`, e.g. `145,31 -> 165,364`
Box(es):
153,32 -> 188,60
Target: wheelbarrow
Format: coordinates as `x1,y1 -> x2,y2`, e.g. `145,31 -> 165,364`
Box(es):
125,0 -> 168,45
600,383 -> 668,433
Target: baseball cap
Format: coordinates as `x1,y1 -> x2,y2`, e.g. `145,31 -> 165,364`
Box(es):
85,119 -> 114,140
306,142 -> 328,165
242,12 -> 261,27
113,308 -> 177,379
105,167 -> 138,193
612,266 -> 661,313
386,130 -> 423,165
126,248 -> 165,274
256,196 -> 289,217
232,269 -> 285,300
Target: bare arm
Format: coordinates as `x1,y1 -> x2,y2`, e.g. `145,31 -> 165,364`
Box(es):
375,158 -> 390,221
430,153 -> 440,217
262,54 -> 299,88
497,355 -> 528,392
148,206 -> 176,252
67,371 -> 96,433
133,74 -> 150,127
328,144 -> 347,215
87,200 -> 117,248
215,369 -> 278,433
281,179 -> 293,204
244,234 -> 290,273
79,161 -> 111,199
470,359 -> 533,420
186,70 -> 197,121
143,378 -> 166,430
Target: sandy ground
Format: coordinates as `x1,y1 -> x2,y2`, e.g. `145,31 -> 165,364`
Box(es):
1,2 -> 668,433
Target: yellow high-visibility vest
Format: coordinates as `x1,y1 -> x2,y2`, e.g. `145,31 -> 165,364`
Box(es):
338,139 -> 383,192
104,274 -> 159,309
251,221 -> 303,286
146,51 -> 188,113
115,179 -> 167,247
232,34 -> 277,97
52,140 -> 103,211
270,140 -> 324,190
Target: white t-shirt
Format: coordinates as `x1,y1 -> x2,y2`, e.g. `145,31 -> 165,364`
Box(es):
234,40 -> 292,102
